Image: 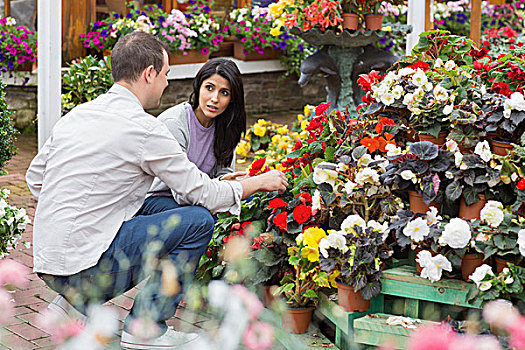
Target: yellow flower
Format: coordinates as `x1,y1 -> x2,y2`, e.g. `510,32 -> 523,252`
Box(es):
382,26 -> 392,32
303,227 -> 327,249
268,3 -> 282,17
270,25 -> 282,37
235,140 -> 250,158
253,124 -> 267,137
278,141 -> 288,150
295,233 -> 304,245
297,114 -> 304,121
278,126 -> 288,134
275,163 -> 286,172
300,120 -> 308,131
303,105 -> 310,117
301,246 -> 319,262
271,134 -> 281,143
328,270 -> 341,288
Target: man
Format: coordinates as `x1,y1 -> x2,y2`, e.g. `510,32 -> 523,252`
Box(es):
26,31 -> 287,349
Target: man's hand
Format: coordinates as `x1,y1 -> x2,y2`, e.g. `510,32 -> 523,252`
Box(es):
236,170 -> 289,199
220,171 -> 248,181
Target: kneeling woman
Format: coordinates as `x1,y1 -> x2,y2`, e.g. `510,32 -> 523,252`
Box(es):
145,58 -> 247,213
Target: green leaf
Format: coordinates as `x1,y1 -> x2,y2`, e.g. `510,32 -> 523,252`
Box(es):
302,289 -> 318,298
325,146 -> 336,162
289,256 -> 301,266
409,141 -> 439,160
212,265 -> 224,278
445,182 -> 462,201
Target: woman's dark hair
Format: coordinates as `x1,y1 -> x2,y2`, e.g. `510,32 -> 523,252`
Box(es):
189,58 -> 246,168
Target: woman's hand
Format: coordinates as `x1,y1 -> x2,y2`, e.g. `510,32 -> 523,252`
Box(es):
220,171 -> 248,181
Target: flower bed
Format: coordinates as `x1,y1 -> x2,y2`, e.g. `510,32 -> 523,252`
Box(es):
0,17 -> 37,73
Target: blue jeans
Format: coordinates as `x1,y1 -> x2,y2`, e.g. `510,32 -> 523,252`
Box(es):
41,196 -> 213,333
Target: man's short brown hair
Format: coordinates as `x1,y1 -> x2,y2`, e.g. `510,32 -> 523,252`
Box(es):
111,31 -> 170,83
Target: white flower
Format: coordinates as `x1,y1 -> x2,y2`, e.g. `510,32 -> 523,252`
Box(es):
445,171 -> 454,179
501,268 -> 514,284
326,230 -> 348,252
344,181 -> 357,195
412,69 -> 428,87
444,60 -> 456,70
336,163 -> 349,172
434,58 -> 443,68
505,92 -> 525,112
355,168 -> 380,186
403,93 -> 414,106
6,17 -> 16,26
419,253 -> 452,283
381,92 -> 395,106
385,143 -> 401,156
518,229 -> 525,256
454,152 -> 463,167
443,104 -> 454,115
382,71 -> 398,86
511,172 -> 519,182
426,206 -> 442,225
312,189 -> 321,211
368,220 -> 390,240
433,85 -> 449,102
398,67 -> 414,77
403,217 -> 430,242
474,140 -> 493,162
341,215 -> 366,233
318,238 -> 330,258
416,250 -> 433,268
313,162 -> 338,188
400,170 -> 416,182
443,140 -> 458,153
469,264 -> 494,289
480,201 -> 504,228
357,154 -> 373,166
440,218 -> 471,249
423,82 -> 434,92
392,85 -> 404,100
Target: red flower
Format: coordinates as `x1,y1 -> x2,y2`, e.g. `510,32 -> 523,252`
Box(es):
293,204 -> 312,224
492,82 -> 513,97
357,70 -> 381,91
315,102 -> 330,116
249,157 -> 267,176
305,118 -> 324,131
517,179 -> 525,191
268,198 -> 288,210
375,117 -> 395,134
292,139 -> 303,151
273,212 -> 288,231
251,236 -> 262,249
296,192 -> 312,205
409,60 -> 430,71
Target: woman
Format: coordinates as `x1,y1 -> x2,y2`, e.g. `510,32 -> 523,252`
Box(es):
145,58 -> 248,212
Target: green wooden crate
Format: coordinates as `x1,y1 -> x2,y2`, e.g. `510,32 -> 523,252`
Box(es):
353,313 -> 438,349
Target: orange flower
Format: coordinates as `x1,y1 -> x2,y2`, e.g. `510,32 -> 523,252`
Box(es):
360,137 -> 380,153
378,133 -> 396,152
375,117 -> 395,134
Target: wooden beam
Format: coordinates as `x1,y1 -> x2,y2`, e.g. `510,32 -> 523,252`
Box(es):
424,0 -> 433,31
163,0 -> 176,12
489,0 -> 505,4
470,0 -> 482,45
4,0 -> 10,17
62,0 -> 97,62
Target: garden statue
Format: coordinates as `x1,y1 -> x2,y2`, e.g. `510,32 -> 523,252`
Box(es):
298,47 -> 341,113
351,45 -> 399,105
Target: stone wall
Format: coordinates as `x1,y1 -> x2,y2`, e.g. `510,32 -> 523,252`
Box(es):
4,85 -> 37,133
148,72 -> 326,116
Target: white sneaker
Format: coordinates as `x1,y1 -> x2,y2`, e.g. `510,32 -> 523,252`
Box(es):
47,295 -> 88,325
120,326 -> 199,349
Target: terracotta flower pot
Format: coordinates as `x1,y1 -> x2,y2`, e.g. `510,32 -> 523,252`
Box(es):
260,285 -> 279,308
281,306 -> 314,334
342,13 -> 359,30
495,256 -> 513,273
364,14 -> 383,30
169,49 -> 210,65
233,41 -> 280,61
459,194 -> 487,220
210,41 -> 234,58
408,191 -> 441,214
418,132 -> 448,146
461,253 -> 485,282
336,281 -> 370,312
489,138 -> 514,156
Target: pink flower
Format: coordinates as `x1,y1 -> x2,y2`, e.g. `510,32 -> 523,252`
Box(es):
0,288 -> 14,324
509,316 -> 525,350
0,259 -> 29,288
242,321 -> 274,350
231,285 -> 263,320
36,308 -> 84,344
407,324 -> 457,350
128,317 -> 161,340
449,334 -> 501,350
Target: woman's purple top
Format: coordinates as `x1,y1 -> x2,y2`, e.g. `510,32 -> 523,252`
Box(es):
186,104 -> 217,175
